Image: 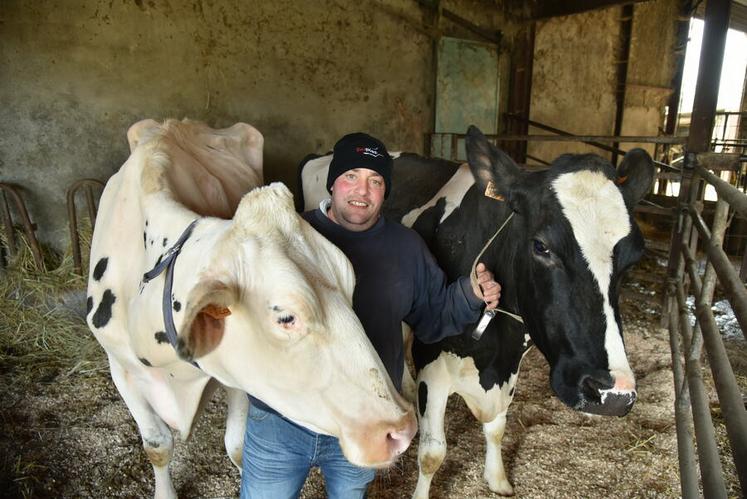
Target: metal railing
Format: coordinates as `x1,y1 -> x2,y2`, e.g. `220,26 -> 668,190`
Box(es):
0,183 -> 45,271
66,179 -> 104,275
665,152 -> 747,498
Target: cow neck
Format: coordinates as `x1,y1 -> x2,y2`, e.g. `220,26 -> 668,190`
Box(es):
142,218 -> 200,367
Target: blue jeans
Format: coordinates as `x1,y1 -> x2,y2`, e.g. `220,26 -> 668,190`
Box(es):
240,404 -> 376,499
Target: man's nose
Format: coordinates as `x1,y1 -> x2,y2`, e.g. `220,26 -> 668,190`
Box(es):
354,179 -> 369,195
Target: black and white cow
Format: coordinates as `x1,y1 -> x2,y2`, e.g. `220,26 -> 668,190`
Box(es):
298,126 -> 654,497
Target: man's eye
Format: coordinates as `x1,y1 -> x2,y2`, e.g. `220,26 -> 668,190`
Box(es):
371,179 -> 383,186
346,173 -> 356,180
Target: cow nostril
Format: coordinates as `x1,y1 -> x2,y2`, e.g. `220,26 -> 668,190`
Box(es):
387,429 -> 406,443
580,375 -> 610,403
386,424 -> 415,457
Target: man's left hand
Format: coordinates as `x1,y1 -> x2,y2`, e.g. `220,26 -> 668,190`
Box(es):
473,262 -> 501,310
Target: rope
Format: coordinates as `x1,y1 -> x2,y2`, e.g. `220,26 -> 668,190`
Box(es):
469,211 -> 524,326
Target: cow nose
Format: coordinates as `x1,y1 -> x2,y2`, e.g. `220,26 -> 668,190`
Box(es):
579,373 -> 637,417
580,374 -> 610,404
386,412 -> 417,457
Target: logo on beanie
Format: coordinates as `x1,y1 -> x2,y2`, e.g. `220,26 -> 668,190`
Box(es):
356,146 -> 384,158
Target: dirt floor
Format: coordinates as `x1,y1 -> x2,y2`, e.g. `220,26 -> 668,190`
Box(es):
1,250 -> 744,499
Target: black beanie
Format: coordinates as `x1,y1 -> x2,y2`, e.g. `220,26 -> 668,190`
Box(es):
327,132 -> 393,198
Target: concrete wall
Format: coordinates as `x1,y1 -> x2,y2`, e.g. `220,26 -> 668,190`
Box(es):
528,0 -> 678,164
1,0 -> 510,251
1,0 -> 679,253
622,0 -> 679,152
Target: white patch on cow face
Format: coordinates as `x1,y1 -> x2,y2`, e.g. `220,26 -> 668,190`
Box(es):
401,163 -> 474,228
551,170 -> 634,378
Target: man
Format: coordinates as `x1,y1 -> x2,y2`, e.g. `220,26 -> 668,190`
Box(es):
240,132 -> 501,499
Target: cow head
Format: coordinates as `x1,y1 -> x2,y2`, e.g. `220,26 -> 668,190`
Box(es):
466,126 -> 653,417
173,183 -> 416,467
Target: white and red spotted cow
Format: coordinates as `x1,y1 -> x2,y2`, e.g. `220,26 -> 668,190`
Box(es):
298,125 -> 654,497
86,119 -> 416,499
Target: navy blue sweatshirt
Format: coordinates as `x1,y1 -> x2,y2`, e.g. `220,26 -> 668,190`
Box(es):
250,207 -> 483,414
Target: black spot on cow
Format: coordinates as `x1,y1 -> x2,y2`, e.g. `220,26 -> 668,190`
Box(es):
149,239 -> 154,246
173,300 -> 181,312
162,237 -> 168,247
509,387 -> 515,397
143,232 -> 147,249
154,331 -> 168,344
86,296 -> 93,315
139,357 -> 152,367
144,438 -> 159,448
145,219 -> 149,227
418,381 -> 428,417
93,257 -> 108,281
92,289 -> 116,328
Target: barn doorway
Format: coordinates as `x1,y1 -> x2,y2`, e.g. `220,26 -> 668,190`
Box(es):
666,16 -> 747,199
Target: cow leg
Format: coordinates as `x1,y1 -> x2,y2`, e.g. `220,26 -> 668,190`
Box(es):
109,357 -> 176,499
412,363 -> 450,499
483,411 -> 513,495
401,323 -> 417,404
224,386 -> 249,472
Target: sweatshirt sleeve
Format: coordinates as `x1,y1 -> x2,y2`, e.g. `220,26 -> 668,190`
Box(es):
404,238 -> 484,344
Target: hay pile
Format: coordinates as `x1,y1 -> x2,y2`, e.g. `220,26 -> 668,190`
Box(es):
0,225 -> 105,383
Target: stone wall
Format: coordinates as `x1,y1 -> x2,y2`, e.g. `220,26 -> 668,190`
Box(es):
0,0 -> 509,250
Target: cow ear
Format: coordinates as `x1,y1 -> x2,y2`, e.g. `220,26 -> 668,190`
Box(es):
616,148 -> 655,208
465,125 -> 522,202
177,281 -> 236,361
126,119 -> 160,152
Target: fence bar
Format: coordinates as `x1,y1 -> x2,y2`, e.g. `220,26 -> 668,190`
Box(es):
687,200 -> 747,492
1,190 -> 17,260
688,205 -> 747,337
430,132 -> 687,144
688,199 -> 729,362
695,164 -> 747,218
0,183 -> 45,271
66,179 -> 103,276
693,290 -> 747,494
675,282 -> 728,499
666,295 -> 700,499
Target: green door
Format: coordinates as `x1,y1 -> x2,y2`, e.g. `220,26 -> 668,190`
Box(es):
432,36 -> 500,160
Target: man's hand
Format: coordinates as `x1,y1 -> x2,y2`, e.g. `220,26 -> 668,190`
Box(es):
473,263 -> 501,310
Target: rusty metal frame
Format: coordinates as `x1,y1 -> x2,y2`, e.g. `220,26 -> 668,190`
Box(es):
66,179 -> 104,275
0,182 -> 44,271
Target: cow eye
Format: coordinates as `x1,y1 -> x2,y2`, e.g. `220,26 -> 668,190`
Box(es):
533,239 -> 550,256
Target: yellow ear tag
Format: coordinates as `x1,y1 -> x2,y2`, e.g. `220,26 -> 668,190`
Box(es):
616,175 -> 628,186
485,180 -> 505,201
202,304 -> 232,319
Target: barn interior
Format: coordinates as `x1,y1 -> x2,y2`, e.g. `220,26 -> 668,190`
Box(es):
1,0 -> 746,498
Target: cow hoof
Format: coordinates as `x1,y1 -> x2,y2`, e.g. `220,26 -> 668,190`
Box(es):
485,475 -> 514,496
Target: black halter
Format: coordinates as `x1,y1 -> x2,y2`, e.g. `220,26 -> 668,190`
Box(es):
142,219 -> 200,365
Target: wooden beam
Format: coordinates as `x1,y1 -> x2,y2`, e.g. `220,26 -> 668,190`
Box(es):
532,0 -> 651,20
417,1 -> 502,44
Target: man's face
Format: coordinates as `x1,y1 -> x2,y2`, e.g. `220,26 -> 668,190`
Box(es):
328,168 -> 386,232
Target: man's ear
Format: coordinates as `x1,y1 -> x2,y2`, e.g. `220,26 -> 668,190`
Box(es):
176,281 -> 236,361
465,125 -> 523,202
